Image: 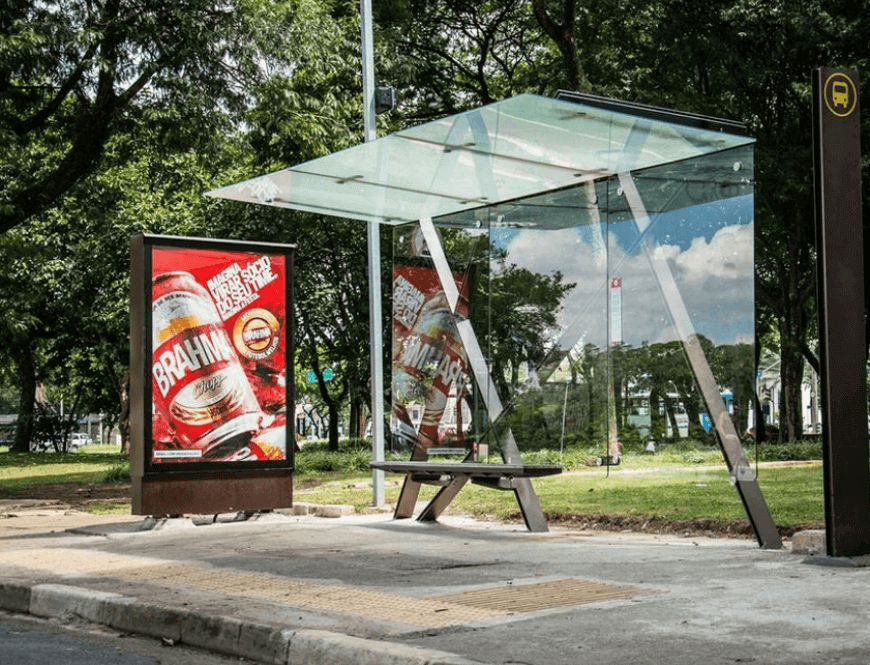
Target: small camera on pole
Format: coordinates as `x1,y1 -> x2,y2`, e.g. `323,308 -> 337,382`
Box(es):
375,86 -> 397,115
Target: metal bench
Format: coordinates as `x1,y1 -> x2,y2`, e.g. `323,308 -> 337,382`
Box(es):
370,459 -> 562,532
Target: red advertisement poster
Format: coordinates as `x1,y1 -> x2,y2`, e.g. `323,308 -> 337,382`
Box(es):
150,247 -> 288,463
392,265 -> 471,457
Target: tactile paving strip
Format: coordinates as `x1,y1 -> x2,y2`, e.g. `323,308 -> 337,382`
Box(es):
0,549 -> 504,628
431,577 -> 651,612
0,549 -> 651,627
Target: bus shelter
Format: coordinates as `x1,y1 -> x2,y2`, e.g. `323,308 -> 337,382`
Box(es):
209,92 -> 782,549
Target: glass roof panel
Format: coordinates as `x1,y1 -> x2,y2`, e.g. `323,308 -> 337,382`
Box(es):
207,93 -> 753,225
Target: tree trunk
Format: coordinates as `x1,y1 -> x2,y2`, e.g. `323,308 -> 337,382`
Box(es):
117,373 -> 131,455
349,397 -> 359,440
779,344 -> 804,441
778,238 -> 807,441
11,343 -> 37,452
314,377 -> 341,452
530,0 -> 587,92
327,396 -> 340,450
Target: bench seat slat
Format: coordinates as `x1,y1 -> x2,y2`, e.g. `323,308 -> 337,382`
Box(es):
369,461 -> 562,478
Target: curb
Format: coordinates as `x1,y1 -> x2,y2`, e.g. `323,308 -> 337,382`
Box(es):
0,581 -> 485,665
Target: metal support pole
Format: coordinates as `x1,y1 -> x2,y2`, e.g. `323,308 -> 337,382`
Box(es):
361,0 -> 384,506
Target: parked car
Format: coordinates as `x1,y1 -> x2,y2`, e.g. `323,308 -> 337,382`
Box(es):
29,432 -> 93,452
68,432 -> 92,449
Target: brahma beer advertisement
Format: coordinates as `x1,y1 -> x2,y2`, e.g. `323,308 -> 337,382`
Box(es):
132,235 -> 295,471
391,265 -> 470,457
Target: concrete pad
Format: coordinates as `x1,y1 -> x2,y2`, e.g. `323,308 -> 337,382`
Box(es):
313,504 -> 356,518
792,529 -> 826,555
0,509 -> 143,539
5,512 -> 870,664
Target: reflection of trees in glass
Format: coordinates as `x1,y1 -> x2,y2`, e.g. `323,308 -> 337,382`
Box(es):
500,342 -> 610,451
430,218 -> 755,453
611,338 -> 755,445
712,343 -> 755,435
430,226 -> 576,448
487,263 -> 574,398
439,227 -> 575,399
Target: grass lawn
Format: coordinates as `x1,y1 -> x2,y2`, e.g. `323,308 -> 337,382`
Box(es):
297,461 -> 826,528
0,443 -> 828,528
0,447 -> 128,493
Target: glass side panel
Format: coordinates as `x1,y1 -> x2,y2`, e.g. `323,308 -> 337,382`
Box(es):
388,144 -> 755,473
208,94 -> 754,226
606,145 -> 755,465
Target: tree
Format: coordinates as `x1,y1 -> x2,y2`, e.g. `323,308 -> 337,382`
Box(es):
531,0 -> 870,441
377,0 -> 553,120
0,0 -> 305,234
1,0 -> 377,453
231,6 -> 388,450
0,228 -> 74,451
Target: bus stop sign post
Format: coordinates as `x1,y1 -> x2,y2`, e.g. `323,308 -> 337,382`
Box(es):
812,67 -> 870,558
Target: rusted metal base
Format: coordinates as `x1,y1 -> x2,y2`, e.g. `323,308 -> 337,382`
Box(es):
132,470 -> 293,516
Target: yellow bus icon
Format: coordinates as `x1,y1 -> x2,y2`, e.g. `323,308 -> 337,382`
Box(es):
832,81 -> 849,108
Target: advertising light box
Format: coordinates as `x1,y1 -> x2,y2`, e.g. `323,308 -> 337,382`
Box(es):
130,235 -> 296,515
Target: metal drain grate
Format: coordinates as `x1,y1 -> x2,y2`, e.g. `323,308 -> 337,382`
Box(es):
430,578 -> 649,613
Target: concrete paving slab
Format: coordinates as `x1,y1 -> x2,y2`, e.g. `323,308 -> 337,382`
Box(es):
1,510 -> 869,664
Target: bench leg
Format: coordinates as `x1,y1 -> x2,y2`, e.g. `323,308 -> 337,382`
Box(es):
394,475 -> 423,519
417,475 -> 469,522
394,444 -> 432,519
513,477 -> 549,533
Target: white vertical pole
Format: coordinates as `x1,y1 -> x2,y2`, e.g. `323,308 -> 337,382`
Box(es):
361,0 -> 385,506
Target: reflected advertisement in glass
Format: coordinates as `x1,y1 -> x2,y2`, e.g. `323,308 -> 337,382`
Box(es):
391,262 -> 472,457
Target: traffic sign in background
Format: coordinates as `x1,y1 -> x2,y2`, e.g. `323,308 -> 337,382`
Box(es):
306,369 -> 334,383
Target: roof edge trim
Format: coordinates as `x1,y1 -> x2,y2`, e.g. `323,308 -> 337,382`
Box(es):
554,90 -> 749,136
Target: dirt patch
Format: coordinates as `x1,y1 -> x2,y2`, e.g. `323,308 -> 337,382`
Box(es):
503,512 -> 823,540
1,482 -> 132,511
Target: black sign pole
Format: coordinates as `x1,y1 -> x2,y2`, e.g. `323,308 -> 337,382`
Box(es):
812,67 -> 870,558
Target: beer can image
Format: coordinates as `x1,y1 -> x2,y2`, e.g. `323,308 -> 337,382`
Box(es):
151,271 -> 265,460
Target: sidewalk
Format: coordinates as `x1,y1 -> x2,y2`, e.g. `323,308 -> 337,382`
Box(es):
2,499 -> 870,665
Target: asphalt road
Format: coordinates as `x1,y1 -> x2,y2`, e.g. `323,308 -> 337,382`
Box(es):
0,611 -> 260,665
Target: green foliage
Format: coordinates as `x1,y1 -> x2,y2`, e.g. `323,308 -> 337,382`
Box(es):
3,0 -> 868,459
1,0 -> 320,233
28,404 -> 72,453
100,462 -> 131,483
295,437 -> 373,474
1,0 -> 369,452
293,437 -> 825,475
753,439 -> 823,462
